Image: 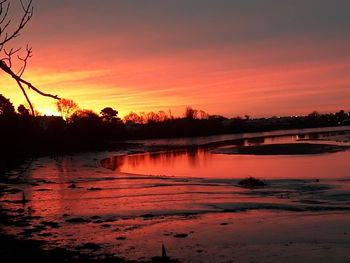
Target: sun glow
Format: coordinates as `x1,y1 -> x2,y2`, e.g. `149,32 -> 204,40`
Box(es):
41,110 -> 60,117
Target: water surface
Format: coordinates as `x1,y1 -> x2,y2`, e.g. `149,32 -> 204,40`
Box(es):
1,127 -> 350,262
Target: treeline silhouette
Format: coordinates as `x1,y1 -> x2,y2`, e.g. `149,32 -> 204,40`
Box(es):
123,108 -> 350,139
1,94 -> 350,165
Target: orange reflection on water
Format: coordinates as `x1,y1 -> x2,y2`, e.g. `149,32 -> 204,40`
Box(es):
102,147 -> 350,180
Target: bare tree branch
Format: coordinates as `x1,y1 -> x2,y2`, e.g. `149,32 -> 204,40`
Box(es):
17,43 -> 31,76
2,46 -> 21,67
0,60 -> 60,101
0,0 -> 33,46
0,1 -> 60,116
16,77 -> 34,115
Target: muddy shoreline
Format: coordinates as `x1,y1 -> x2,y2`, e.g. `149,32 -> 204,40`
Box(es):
1,127 -> 350,262
0,157 -> 178,263
0,211 -> 177,263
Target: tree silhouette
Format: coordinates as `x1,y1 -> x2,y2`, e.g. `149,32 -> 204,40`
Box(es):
308,111 -> 320,119
0,0 -> 60,116
17,104 -> 30,116
335,109 -> 347,123
56,98 -> 78,121
0,94 -> 15,116
185,106 -> 198,119
123,111 -> 142,124
69,109 -> 100,124
100,107 -> 118,122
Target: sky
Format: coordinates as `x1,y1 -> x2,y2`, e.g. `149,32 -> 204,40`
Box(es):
1,0 -> 350,118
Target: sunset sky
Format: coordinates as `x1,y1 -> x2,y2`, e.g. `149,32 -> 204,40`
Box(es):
1,0 -> 350,118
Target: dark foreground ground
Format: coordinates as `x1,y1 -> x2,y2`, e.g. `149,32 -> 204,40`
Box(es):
0,159 -> 177,263
0,233 -> 124,263
0,200 -> 177,263
0,228 -> 176,263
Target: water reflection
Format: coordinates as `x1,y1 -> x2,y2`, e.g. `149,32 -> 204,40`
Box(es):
101,130 -> 350,179
100,155 -> 127,171
101,148 -> 210,171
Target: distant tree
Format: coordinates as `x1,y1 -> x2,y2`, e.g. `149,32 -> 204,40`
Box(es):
69,109 -> 100,123
210,114 -> 226,120
124,110 -> 171,124
139,112 -> 148,124
198,110 -> 209,120
185,106 -> 198,119
17,104 -> 30,116
308,111 -> 320,118
0,94 -> 15,116
168,109 -> 174,119
68,109 -> 103,139
56,99 -> 78,121
157,111 -> 169,122
100,107 -> 118,122
123,112 -> 142,124
147,111 -> 160,123
0,0 -> 60,115
335,109 -> 347,122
